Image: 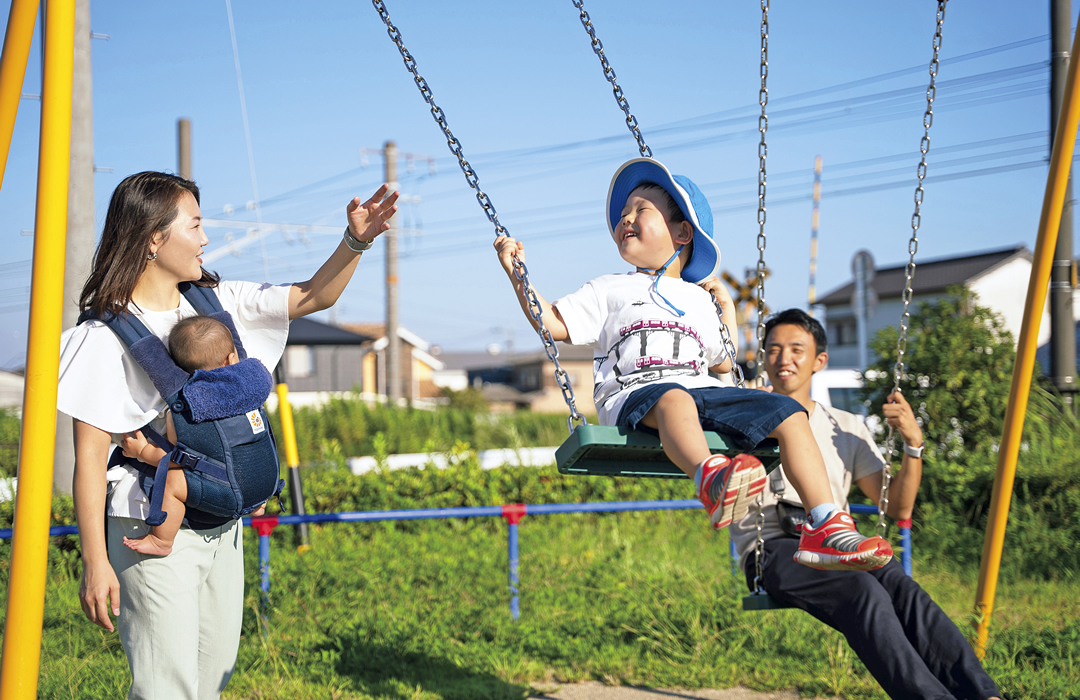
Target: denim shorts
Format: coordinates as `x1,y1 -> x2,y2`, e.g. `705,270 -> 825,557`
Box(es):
615,382 -> 806,450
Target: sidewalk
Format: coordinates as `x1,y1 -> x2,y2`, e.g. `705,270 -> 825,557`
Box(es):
531,682 -> 834,700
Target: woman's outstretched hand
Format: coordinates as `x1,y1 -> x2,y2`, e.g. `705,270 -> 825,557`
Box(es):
346,184 -> 400,245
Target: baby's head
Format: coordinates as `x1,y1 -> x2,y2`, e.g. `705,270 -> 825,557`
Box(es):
606,158 -> 720,283
169,315 -> 238,373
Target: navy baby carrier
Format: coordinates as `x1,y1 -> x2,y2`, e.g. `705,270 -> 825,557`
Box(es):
79,282 -> 283,529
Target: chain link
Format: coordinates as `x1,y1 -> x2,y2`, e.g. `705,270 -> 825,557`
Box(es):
754,0 -> 769,378
712,298 -> 746,389
751,493 -> 766,594
750,0 -> 770,595
371,0 -> 587,433
571,0 -> 651,158
878,0 -> 946,538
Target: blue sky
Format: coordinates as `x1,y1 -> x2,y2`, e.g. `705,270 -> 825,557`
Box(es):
0,0 -> 1076,369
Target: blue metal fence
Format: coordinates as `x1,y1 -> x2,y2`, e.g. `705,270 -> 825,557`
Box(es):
0,500 -> 912,620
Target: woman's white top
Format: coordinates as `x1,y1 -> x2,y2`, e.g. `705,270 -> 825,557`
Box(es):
57,280 -> 291,519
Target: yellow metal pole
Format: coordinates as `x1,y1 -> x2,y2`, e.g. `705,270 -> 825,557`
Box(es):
275,378 -> 310,551
0,1 -> 75,697
0,0 -> 40,187
276,382 -> 301,469
972,20 -> 1080,659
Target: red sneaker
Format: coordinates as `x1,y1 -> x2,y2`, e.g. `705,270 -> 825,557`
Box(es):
794,510 -> 893,571
697,454 -> 767,530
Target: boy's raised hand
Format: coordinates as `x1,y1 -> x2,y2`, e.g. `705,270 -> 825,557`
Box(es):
494,235 -> 525,278
698,276 -> 735,308
346,184 -> 400,245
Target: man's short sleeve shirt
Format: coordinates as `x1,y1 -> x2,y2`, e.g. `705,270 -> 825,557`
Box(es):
730,402 -> 886,565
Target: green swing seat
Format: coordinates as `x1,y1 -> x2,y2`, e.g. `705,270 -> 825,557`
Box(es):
741,592 -> 792,611
554,425 -> 791,609
555,424 -> 781,479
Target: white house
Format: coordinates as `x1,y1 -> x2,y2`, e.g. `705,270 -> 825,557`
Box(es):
819,245 -> 1078,370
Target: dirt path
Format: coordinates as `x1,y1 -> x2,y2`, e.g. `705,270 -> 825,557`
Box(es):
531,681 -> 835,700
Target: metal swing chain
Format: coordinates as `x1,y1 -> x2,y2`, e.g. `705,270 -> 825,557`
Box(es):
572,0 -> 651,158
571,0 -> 745,392
371,0 -> 587,434
751,0 -> 770,596
877,0 -> 946,539
753,0 -> 770,379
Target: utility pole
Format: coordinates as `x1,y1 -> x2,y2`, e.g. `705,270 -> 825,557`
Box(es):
53,0 -> 95,494
384,141 -> 401,404
1051,0 -> 1077,407
808,155 -> 822,316
177,117 -> 191,180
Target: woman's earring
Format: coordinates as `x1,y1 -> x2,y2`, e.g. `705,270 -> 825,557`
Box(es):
147,251 -> 157,261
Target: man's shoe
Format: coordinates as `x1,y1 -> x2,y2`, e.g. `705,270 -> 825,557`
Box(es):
794,510 -> 893,571
697,454 -> 767,530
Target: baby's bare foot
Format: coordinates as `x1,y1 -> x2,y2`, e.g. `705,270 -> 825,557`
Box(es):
123,534 -> 174,557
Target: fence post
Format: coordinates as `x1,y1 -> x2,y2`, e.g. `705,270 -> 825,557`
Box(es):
898,518 -> 913,577
251,515 -> 279,633
501,504 -> 526,620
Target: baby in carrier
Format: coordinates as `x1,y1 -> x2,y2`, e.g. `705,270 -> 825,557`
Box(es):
120,315 -> 277,556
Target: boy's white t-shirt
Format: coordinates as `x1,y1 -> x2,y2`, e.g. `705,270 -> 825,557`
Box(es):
553,272 -> 728,425
730,402 -> 886,566
57,280 -> 292,519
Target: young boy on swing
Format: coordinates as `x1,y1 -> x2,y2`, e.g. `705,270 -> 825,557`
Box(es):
494,157 -> 891,569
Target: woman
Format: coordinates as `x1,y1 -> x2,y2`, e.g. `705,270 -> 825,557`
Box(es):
58,171 -> 397,699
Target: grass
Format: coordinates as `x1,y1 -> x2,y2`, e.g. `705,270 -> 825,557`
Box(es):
8,507 -> 1079,700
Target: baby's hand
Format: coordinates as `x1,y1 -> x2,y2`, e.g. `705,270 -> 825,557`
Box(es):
493,236 -> 525,277
120,430 -> 150,461
251,504 -> 267,517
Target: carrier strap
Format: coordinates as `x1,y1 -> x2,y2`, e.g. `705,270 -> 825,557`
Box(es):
138,425 -> 230,527
178,282 -> 249,360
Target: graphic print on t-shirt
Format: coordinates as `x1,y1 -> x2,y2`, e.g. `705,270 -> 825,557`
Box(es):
594,318 -> 708,407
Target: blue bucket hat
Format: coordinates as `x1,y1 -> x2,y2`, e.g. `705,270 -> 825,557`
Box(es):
606,157 -> 721,284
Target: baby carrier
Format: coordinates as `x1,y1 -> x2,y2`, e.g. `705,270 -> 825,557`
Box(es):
79,282 -> 283,529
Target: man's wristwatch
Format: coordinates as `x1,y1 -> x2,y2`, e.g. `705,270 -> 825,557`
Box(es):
343,225 -> 374,252
903,442 -> 925,459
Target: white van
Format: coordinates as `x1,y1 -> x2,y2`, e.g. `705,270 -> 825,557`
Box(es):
810,367 -> 865,413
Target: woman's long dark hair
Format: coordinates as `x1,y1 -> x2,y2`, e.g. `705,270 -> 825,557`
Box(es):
80,171 -> 219,317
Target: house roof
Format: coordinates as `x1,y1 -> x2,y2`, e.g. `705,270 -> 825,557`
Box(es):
286,317 -> 374,346
480,382 -> 540,403
437,351 -> 511,371
340,323 -> 431,352
818,245 -> 1030,306
437,343 -> 593,371
506,343 -> 595,365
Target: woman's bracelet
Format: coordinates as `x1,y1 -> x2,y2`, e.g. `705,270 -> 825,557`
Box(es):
343,225 -> 374,253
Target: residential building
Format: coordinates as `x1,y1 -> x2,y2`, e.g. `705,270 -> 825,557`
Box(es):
439,343 -> 596,414
819,245 -> 1079,371
340,323 -> 446,403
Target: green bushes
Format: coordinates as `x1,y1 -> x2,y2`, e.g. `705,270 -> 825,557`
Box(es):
268,398 -> 568,461
0,409 -> 21,478
861,287 -> 1080,579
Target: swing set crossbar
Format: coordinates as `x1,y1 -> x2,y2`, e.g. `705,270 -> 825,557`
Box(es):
555,424 -> 781,479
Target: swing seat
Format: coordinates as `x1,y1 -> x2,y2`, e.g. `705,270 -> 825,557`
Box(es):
741,592 -> 795,611
555,424 -> 781,479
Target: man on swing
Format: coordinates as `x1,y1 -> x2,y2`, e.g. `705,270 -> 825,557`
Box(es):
731,308 -> 1004,700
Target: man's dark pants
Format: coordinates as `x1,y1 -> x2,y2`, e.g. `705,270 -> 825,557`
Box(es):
745,536 -> 1001,700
